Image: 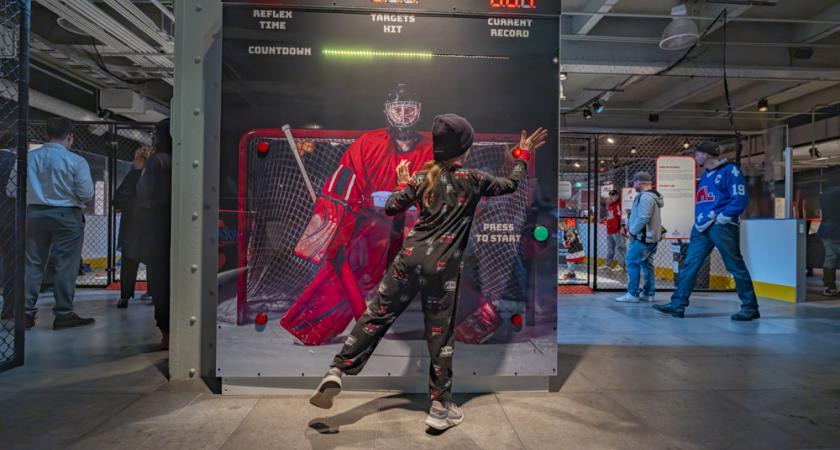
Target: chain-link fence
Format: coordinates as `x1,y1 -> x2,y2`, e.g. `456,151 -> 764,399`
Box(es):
0,0 -> 28,372
558,131 -> 782,293
558,135 -> 593,287
27,122 -> 155,289
591,134 -> 729,292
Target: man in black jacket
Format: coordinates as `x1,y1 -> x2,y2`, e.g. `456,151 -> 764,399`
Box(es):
819,170 -> 840,296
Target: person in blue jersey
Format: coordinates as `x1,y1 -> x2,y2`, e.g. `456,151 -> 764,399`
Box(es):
654,141 -> 760,321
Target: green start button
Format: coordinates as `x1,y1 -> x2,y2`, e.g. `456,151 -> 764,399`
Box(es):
533,226 -> 550,242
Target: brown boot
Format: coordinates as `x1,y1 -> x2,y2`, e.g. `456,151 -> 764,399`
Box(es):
161,332 -> 169,350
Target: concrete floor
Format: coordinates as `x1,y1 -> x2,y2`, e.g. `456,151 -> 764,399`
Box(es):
1,289 -> 840,450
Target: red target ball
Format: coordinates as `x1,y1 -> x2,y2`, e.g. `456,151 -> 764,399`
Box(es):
511,313 -> 523,327
257,141 -> 269,154
255,312 -> 268,326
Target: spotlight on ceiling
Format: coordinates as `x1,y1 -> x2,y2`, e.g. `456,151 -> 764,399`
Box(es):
606,137 -> 615,144
649,113 -> 660,123
683,140 -> 690,149
559,72 -> 567,80
630,147 -> 638,155
757,98 -> 769,112
583,109 -> 592,119
593,101 -> 605,114
659,4 -> 700,51
573,161 -> 582,168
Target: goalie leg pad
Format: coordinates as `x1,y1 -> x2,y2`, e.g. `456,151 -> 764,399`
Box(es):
455,298 -> 501,345
280,263 -> 354,345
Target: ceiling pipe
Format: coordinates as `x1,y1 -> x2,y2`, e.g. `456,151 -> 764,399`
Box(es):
36,0 -> 171,70
0,78 -> 100,122
149,0 -> 175,22
101,0 -> 174,49
560,11 -> 840,25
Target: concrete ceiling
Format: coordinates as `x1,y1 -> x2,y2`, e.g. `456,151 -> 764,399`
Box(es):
22,0 -> 174,121
560,0 -> 840,132
17,0 -> 840,131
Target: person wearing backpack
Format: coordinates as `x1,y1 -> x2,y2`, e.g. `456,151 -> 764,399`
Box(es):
654,141 -> 760,321
616,171 -> 664,303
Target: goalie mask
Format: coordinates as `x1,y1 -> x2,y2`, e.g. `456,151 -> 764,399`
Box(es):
384,83 -> 421,144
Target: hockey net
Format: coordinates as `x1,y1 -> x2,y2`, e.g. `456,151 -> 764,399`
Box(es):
228,129 -> 530,325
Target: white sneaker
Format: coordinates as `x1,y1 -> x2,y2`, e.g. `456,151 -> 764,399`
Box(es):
639,294 -> 653,302
309,368 -> 343,409
610,265 -> 624,272
615,293 -> 640,303
425,401 -> 464,431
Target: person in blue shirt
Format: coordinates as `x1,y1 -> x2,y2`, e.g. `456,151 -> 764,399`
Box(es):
654,141 -> 760,321
6,118 -> 95,330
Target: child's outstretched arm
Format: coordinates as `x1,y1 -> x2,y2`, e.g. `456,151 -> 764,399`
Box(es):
475,127 -> 548,197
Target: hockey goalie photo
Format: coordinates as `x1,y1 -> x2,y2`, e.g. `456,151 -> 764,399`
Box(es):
219,84 -> 550,349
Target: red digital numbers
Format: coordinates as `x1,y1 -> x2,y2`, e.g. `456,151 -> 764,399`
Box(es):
491,0 -> 535,8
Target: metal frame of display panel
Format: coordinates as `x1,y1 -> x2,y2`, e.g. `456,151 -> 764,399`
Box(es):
169,0 -> 561,390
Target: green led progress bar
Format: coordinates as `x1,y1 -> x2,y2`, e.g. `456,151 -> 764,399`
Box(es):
322,48 -> 508,60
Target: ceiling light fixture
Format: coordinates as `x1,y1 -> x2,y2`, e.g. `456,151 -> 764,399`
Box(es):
757,98 -> 769,112
683,141 -> 690,149
593,101 -> 605,114
606,137 -> 615,144
659,4 -> 700,51
630,147 -> 638,155
583,109 -> 592,119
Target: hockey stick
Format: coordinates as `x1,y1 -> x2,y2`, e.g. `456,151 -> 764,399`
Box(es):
282,124 -> 317,203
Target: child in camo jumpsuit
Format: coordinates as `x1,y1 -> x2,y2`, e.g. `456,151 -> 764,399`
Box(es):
310,113 -> 547,431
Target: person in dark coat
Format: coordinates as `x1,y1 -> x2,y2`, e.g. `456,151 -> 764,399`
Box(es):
137,120 -> 172,349
113,146 -> 151,308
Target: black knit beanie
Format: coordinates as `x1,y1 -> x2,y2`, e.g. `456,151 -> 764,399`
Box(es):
695,141 -> 720,156
432,113 -> 474,162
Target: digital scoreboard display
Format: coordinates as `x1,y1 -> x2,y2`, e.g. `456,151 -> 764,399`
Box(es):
490,0 -> 536,9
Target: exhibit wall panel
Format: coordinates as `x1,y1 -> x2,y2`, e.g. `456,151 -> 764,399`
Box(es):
217,3 -> 559,379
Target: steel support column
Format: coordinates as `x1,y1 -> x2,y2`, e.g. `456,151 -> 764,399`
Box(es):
169,0 -> 221,381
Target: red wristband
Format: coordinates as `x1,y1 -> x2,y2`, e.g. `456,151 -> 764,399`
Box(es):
396,183 -> 407,190
512,147 -> 531,161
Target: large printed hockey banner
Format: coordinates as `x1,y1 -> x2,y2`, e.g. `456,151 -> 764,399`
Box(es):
217,2 -> 558,378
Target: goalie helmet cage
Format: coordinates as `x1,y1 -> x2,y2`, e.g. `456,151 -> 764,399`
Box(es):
235,128 -> 534,326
